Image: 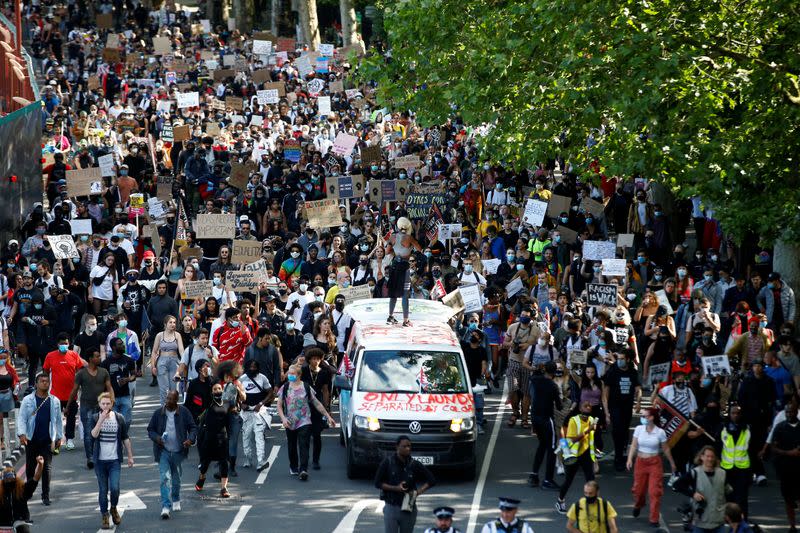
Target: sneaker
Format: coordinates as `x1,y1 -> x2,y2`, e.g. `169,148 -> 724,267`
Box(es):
299,471 -> 308,481
632,507 -> 641,518
195,476 -> 205,491
595,449 -> 605,458
161,507 -> 170,520
241,462 -> 251,469
257,461 -> 270,472
220,488 -> 231,498
289,468 -> 299,476
478,426 -> 486,435
541,480 -> 560,490
555,499 -> 567,514
527,474 -> 540,487
42,496 -> 51,506
312,462 -> 320,470
101,514 -> 111,530
172,501 -> 181,512
65,439 -> 75,451
556,464 -> 565,476
110,506 -> 122,525
87,460 -> 94,470
755,474 -> 767,486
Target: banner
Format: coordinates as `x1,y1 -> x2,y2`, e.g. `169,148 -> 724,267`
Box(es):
231,239 -> 262,264
66,167 -> 103,197
226,271 -> 260,292
48,235 -> 79,259
586,283 -> 618,307
406,193 -> 447,220
195,214 -> 236,239
582,240 -> 616,261
657,394 -> 691,447
305,199 -> 341,228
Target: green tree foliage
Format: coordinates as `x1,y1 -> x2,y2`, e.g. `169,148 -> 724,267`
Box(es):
358,0 -> 800,243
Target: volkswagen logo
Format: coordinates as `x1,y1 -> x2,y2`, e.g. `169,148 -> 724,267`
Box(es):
408,421 -> 422,434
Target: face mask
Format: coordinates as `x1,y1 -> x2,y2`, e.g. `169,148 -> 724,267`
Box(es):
335,301 -> 345,312
617,359 -> 626,368
33,303 -> 42,310
58,345 -> 68,353
767,282 -> 775,289
585,217 -> 594,225
86,325 -> 97,334
702,377 -> 712,387
299,284 -> 308,292
370,165 -> 378,172
230,320 -> 240,328
704,275 -> 713,282
432,269 -> 441,278
506,254 -> 515,262
640,417 -> 649,426
519,316 -> 531,325
677,269 -> 687,278
675,381 -> 685,389
464,264 -> 473,274
760,321 -> 768,328
118,320 -> 127,329
559,217 -> 569,224
328,277 -> 337,285
468,322 -> 478,331
360,244 -> 369,251
290,251 -> 300,259
514,264 -> 523,271
537,338 -> 547,347
287,374 -> 298,382
212,392 -> 223,400
213,278 -> 222,286
340,225 -> 348,233
36,228 -> 46,236
593,266 -> 601,273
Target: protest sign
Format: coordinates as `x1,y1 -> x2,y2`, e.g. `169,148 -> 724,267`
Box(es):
522,199 -> 548,227
657,394 -> 691,447
506,277 -> 524,297
601,258 -> 627,277
176,92 -> 199,109
423,203 -> 444,242
231,240 -> 262,265
616,233 -> 635,248
318,43 -> 335,56
150,224 -> 161,257
256,89 -> 280,105
317,96 -> 332,116
261,81 -> 286,96
250,115 -> 264,127
172,125 -> 190,142
156,176 -> 173,201
252,31 -> 278,43
160,123 -> 174,142
582,240 -> 617,261
213,69 -> 236,81
339,284 -> 373,303
66,167 -> 102,197
569,349 -> 588,366
482,259 -> 501,275
276,37 -> 296,52
405,193 -> 448,219
206,122 -> 220,136
325,175 -> 365,199
332,132 -> 358,156
195,214 -> 235,239
48,235 -> 79,259
153,36 -> 172,55
226,271 -> 260,293
329,80 -> 344,93
70,219 -> 93,236
251,69 -> 271,84
225,96 -> 244,111
129,193 -> 145,215
647,362 -> 671,386
360,145 -> 382,164
655,289 -> 674,314
284,139 -> 301,162
460,284 -> 483,313
147,197 -> 166,220
701,355 -> 732,377
102,49 -> 121,63
242,259 -> 269,283
295,55 -> 313,77
97,13 -> 113,29
392,155 -> 421,170
580,197 -> 607,218
98,154 -> 115,177
252,40 -> 272,55
183,280 -> 213,299
442,289 -> 465,315
547,195 -> 572,218
586,283 -> 618,307
305,199 -> 342,228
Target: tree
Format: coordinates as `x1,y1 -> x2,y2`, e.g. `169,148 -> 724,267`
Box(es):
339,0 -> 360,47
359,0 -> 800,288
298,0 -> 321,50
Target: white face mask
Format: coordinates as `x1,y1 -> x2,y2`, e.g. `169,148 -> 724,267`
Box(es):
86,325 -> 97,334
538,338 -> 547,347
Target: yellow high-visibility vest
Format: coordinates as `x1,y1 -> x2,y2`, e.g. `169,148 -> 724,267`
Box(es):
720,428 -> 750,469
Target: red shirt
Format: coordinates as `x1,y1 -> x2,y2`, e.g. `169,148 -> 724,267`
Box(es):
43,350 -> 85,401
212,325 -> 253,364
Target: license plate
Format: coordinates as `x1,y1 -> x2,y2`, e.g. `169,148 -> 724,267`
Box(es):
414,456 -> 434,465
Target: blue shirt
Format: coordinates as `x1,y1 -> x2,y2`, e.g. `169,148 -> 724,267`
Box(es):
765,365 -> 792,407
32,396 -> 52,442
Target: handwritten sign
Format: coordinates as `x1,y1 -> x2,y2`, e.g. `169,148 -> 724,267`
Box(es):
183,280 -> 213,299
176,92 -> 199,109
172,125 -> 191,142
582,240 -> 616,261
522,199 -> 548,227
701,355 -> 732,377
66,167 -> 103,197
317,95 -> 332,116
601,258 -> 627,277
569,349 -> 588,366
252,40 -> 272,55
256,89 -> 280,105
231,239 -> 262,265
442,289 -> 465,315
318,43 -> 335,56
339,284 -> 373,303
70,219 -> 93,236
226,96 -> 244,111
392,155 -> 421,170
195,213 -> 236,239
305,199 -> 342,228
460,284 -> 483,313
555,225 -> 578,244
153,36 -> 172,56
295,55 -> 313,77
357,392 -> 474,414
98,154 -> 116,177
406,193 -> 448,220
226,271 -> 260,293
48,235 -> 79,259
616,233 -> 635,248
482,259 -> 501,275
360,145 -> 382,164
655,289 -> 674,315
506,277 -> 524,298
586,283 -> 618,307
331,132 -> 358,156
648,362 -> 671,386
329,80 -> 344,93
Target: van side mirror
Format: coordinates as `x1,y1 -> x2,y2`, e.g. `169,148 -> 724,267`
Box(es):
334,374 -> 352,391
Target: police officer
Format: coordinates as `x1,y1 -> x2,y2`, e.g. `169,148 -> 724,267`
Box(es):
424,506 -> 461,533
480,498 -> 534,533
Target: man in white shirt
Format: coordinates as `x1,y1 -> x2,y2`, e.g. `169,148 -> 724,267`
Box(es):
177,329 -> 219,380
331,295 -> 353,354
285,276 -> 315,327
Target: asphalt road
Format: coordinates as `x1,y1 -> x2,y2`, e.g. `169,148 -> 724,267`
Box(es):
18,380 -> 790,532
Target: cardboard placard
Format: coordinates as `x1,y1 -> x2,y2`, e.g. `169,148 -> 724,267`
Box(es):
97,13 -> 113,29
460,284 -> 483,313
442,288 -> 465,315
66,167 -> 103,196
153,36 -> 172,56
156,176 -> 173,201
360,145 -> 382,165
180,247 -> 203,260
616,233 -> 635,248
226,271 -> 260,293
195,213 -> 236,239
205,122 -> 220,136
647,362 -> 670,386
586,283 -> 618,307
102,48 -> 121,63
48,235 -> 79,259
547,194 -> 572,218
226,96 -> 244,111
252,69 -> 271,84
276,37 -> 296,52
482,258 -> 501,275
213,69 -> 236,81
601,258 -> 627,277
70,219 -> 93,236
305,199 -> 342,228
98,154 -> 116,177
231,239 -> 262,264
183,280 -> 213,299
325,174 -> 365,199
580,197 -> 608,218
150,224 -> 162,257
655,289 -> 675,315
331,132 -> 358,156
701,355 -> 732,377
172,125 -> 191,142
392,155 -> 421,170
505,277 -> 524,298
228,161 -> 256,191
522,199 -> 548,227
554,225 -> 578,244
582,240 -> 616,261
568,349 -> 588,366
339,284 -> 373,303
261,81 -> 286,97
318,43 -> 335,56
329,80 -> 344,93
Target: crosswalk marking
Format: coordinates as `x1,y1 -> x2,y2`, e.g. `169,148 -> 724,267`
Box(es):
254,445 -> 281,485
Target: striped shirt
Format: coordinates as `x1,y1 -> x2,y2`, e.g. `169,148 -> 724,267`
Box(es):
98,415 -> 119,461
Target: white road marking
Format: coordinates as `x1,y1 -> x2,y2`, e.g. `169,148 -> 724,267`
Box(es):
225,504 -> 252,533
331,498 -> 384,533
95,491 -> 147,533
466,381 -> 508,533
254,445 -> 281,485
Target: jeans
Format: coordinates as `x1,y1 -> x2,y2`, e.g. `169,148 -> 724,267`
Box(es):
59,400 -> 78,440
95,459 -> 121,515
383,503 -> 417,533
158,450 -> 184,510
632,456 -> 665,523
228,413 -> 243,459
79,404 -> 98,460
156,356 -> 179,406
113,396 -> 132,429
473,392 -> 485,426
286,424 -> 311,472
25,440 -> 52,499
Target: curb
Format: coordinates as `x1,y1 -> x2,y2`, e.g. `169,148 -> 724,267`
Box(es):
3,443 -> 25,469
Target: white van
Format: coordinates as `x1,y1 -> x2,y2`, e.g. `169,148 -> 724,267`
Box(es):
335,299 -> 477,479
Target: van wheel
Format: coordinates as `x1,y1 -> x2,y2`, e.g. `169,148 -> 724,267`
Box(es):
346,442 -> 362,479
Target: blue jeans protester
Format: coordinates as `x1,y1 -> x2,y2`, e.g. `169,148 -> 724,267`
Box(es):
80,405 -> 97,461
95,459 -> 121,515
159,450 -> 184,510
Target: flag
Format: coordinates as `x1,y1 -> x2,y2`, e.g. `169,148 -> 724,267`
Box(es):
423,202 -> 443,242
417,366 -> 429,391
656,393 -> 690,447
430,278 -> 446,300
338,352 -> 355,379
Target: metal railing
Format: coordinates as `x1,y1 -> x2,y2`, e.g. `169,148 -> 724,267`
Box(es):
0,11 -> 40,103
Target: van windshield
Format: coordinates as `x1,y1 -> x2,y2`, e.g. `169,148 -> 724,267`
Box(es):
357,350 -> 469,393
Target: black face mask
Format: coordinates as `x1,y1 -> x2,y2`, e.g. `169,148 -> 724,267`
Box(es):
585,496 -> 597,504
212,393 -> 223,400
335,302 -> 344,311
246,369 -> 258,378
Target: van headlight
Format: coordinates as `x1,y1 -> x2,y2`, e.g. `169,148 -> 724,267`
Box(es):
450,417 -> 474,432
354,415 -> 381,431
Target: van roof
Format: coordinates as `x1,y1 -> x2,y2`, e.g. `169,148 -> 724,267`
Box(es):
354,321 -> 459,349
346,298 -> 455,324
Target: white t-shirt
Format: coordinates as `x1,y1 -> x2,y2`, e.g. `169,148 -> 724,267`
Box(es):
633,424 -> 667,455
89,265 -> 116,300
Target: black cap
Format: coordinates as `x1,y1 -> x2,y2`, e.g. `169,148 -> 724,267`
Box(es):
433,506 -> 455,518
498,497 -> 520,510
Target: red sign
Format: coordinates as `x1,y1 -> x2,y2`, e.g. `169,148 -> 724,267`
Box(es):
358,392 -> 474,414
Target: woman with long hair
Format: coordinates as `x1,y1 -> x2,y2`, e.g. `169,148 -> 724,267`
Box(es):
195,294 -> 220,332
643,327 -> 677,390
576,364 -> 606,454
150,316 -> 185,405
313,315 -> 337,367
627,407 -> 676,528
385,217 -> 422,326
178,315 -> 195,349
195,381 -> 233,498
89,252 -> 119,316
175,263 -> 201,319
219,360 -> 245,478
0,349 -> 19,450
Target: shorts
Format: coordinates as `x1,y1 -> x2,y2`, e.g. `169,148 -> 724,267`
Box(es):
779,470 -> 800,502
506,359 -> 531,394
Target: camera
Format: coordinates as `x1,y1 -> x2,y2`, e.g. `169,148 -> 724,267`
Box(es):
512,341 -> 521,352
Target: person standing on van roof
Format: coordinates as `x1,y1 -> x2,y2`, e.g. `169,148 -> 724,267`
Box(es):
385,217 -> 422,327
375,435 -> 436,533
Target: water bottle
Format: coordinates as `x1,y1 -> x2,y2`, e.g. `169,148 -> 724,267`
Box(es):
161,431 -> 168,443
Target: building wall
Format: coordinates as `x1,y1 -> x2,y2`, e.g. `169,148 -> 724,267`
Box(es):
0,102 -> 42,241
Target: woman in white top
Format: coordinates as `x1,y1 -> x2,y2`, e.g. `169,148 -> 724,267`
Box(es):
627,407 -> 677,527
89,252 -> 119,316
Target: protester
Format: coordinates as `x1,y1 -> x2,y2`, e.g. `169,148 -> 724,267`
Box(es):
566,481 -> 619,533
627,407 -> 676,527
67,349 -> 113,469
0,456 -> 44,532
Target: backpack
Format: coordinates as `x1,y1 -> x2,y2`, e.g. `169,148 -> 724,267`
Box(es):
281,381 -> 314,418
574,497 -> 610,533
